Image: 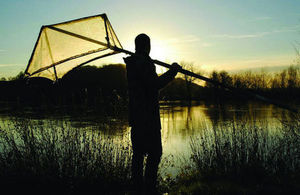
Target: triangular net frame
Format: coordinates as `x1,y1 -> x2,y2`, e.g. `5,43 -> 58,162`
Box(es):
25,14 -> 122,81
23,14 -> 299,113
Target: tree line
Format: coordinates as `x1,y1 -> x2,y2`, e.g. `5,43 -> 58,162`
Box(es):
204,65 -> 300,101
0,64 -> 299,110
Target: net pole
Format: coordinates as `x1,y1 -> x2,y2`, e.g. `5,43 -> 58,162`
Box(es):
112,46 -> 298,113
26,25 -> 297,113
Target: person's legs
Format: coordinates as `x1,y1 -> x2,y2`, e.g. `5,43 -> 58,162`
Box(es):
145,154 -> 161,192
131,152 -> 144,187
131,127 -> 145,191
144,129 -> 162,192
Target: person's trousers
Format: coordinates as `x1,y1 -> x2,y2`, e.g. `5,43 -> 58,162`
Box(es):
131,126 -> 162,189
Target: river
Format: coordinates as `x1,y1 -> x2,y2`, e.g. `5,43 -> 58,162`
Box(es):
0,101 -> 298,176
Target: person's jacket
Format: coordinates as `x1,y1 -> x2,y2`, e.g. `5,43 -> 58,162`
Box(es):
124,54 -> 177,129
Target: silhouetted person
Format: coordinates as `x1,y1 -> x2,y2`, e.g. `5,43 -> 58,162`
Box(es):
124,33 -> 181,193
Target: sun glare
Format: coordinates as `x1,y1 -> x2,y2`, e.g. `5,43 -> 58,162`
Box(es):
150,40 -> 170,61
150,40 -> 173,74
122,36 -> 176,74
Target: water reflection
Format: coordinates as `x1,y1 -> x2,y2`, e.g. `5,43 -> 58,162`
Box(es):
159,101 -> 298,162
0,101 -> 298,175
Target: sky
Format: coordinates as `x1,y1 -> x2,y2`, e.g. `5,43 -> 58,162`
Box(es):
1,0 -> 300,78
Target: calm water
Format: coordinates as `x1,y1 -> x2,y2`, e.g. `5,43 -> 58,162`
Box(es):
160,102 -> 297,171
0,101 -> 298,175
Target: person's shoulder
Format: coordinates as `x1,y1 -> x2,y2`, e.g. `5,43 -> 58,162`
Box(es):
124,54 -> 149,66
124,55 -> 138,65
124,55 -> 134,62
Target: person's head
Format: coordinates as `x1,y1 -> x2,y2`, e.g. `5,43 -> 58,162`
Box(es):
135,33 -> 150,55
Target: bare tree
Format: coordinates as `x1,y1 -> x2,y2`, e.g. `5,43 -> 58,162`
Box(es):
179,61 -> 202,103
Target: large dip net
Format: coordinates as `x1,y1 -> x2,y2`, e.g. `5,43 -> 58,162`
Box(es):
25,14 -> 122,81
24,13 -> 298,113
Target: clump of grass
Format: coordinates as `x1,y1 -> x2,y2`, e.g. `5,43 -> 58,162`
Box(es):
0,118 -> 132,194
170,118 -> 300,194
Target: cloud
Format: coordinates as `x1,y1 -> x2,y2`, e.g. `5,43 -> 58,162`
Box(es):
201,42 -> 213,47
0,64 -> 23,67
165,35 -> 212,47
272,24 -> 300,33
211,24 -> 300,39
212,32 -> 270,39
166,35 -> 201,44
291,13 -> 300,16
252,16 -> 272,21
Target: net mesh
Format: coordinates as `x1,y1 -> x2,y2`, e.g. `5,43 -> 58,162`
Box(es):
25,14 -> 122,81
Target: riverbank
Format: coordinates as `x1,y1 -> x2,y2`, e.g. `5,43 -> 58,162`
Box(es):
166,116 -> 300,194
0,114 -> 299,194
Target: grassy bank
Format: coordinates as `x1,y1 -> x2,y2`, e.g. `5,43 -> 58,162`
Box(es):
0,119 -> 132,194
1,115 -> 299,194
168,115 -> 300,194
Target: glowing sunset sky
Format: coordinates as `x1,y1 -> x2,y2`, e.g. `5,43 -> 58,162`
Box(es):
1,0 -> 300,77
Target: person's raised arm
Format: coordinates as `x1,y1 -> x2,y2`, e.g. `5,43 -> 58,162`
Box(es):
157,63 -> 181,89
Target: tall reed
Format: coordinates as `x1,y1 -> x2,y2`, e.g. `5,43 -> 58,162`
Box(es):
174,118 -> 300,194
0,118 -> 132,194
